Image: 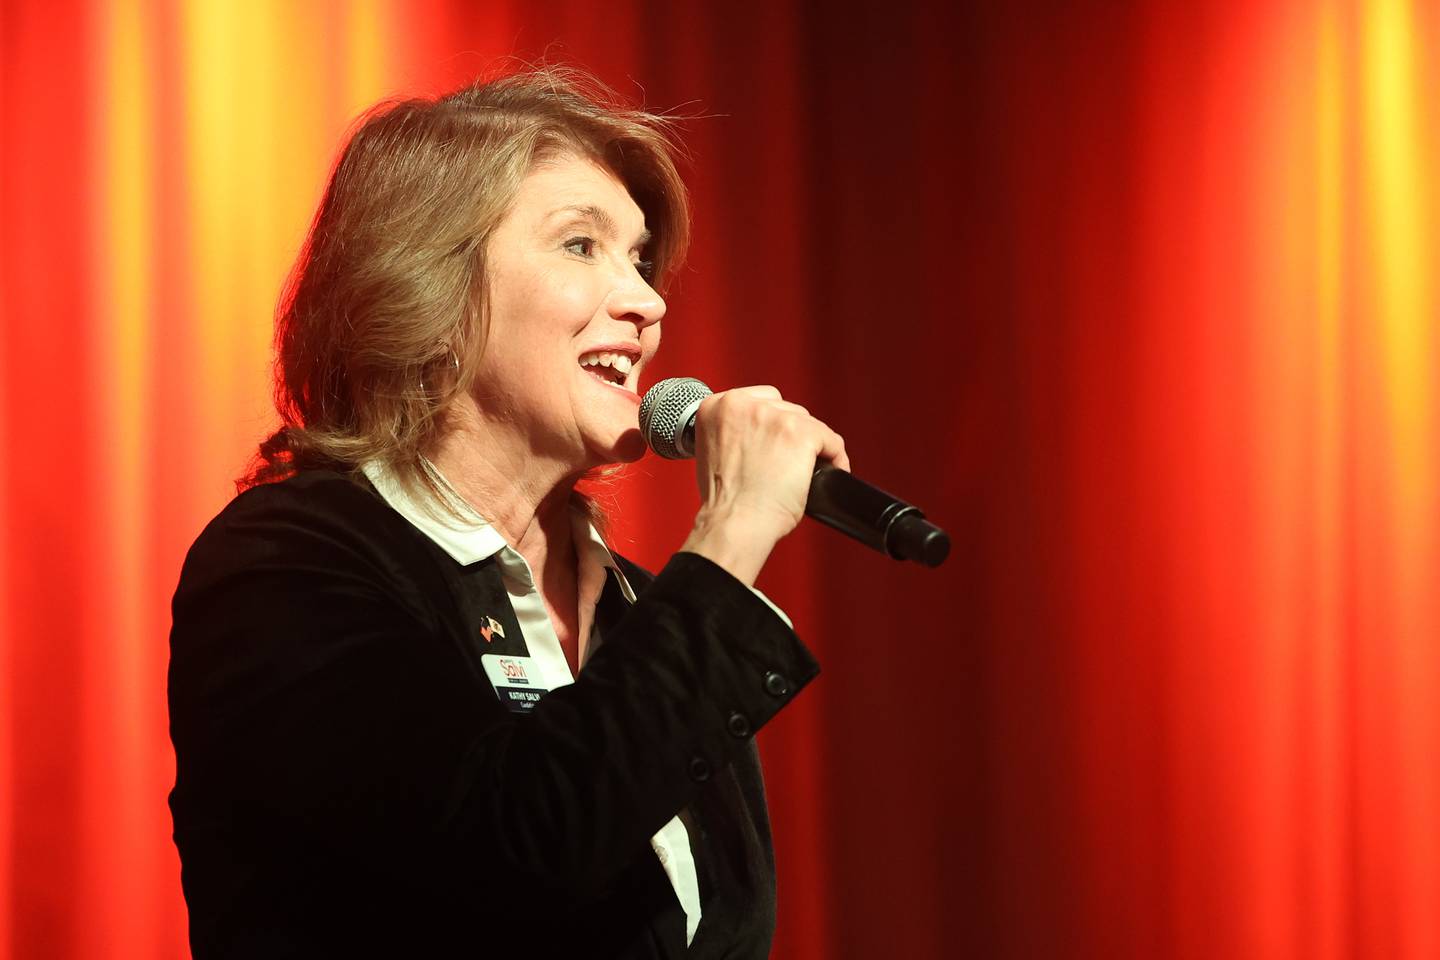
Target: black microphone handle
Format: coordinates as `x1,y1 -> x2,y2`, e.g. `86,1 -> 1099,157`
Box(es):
806,464 -> 950,568
660,382 -> 949,567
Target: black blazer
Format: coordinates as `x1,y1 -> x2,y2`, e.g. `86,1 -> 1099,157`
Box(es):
168,469 -> 819,959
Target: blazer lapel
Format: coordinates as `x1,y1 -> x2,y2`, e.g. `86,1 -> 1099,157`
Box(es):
442,553 -> 531,658
595,562 -> 639,637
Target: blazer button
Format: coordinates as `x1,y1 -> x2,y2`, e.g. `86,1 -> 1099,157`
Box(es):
726,711 -> 752,738
688,756 -> 712,782
763,671 -> 791,697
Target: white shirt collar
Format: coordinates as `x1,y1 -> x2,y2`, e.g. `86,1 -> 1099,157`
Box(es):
360,459 -> 636,604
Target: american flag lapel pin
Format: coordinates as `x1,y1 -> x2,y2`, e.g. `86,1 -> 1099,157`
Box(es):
479,616 -> 506,643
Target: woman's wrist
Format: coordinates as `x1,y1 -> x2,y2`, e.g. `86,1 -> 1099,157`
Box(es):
679,505 -> 786,588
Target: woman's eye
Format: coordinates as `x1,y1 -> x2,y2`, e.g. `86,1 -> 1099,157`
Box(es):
563,236 -> 595,258
633,259 -> 655,282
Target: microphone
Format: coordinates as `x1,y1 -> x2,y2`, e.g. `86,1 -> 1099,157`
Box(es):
639,377 -> 950,567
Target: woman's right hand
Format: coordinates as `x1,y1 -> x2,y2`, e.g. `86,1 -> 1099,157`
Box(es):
678,386 -> 849,586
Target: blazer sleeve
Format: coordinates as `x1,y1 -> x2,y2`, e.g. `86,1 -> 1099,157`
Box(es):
168,476 -> 819,900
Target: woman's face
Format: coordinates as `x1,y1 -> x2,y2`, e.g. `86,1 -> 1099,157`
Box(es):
476,154 -> 666,469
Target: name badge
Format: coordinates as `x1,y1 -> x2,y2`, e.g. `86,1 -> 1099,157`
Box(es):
481,654 -> 549,714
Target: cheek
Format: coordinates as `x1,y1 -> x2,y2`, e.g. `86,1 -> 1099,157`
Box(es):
642,323 -> 662,359
489,291 -> 591,372
532,267 -> 603,334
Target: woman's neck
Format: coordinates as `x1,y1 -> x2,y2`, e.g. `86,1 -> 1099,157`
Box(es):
427,401 -> 582,586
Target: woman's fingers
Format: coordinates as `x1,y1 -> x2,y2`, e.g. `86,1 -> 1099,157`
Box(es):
692,386 -> 846,529
680,385 -> 849,584
821,430 -> 850,473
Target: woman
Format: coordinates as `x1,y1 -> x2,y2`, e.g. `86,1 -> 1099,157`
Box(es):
169,67 -> 847,959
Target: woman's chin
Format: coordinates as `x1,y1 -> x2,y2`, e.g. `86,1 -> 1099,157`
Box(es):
586,428 -> 648,468
613,429 -> 648,463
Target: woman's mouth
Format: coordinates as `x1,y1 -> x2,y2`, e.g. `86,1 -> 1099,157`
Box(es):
578,349 -> 635,391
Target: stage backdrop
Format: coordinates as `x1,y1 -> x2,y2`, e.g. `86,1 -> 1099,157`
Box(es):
2,1 -> 1437,957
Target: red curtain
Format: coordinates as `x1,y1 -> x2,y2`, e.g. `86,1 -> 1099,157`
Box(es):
3,1 -> 1438,957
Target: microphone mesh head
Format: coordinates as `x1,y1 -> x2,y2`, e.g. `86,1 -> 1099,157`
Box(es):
639,377 -> 713,459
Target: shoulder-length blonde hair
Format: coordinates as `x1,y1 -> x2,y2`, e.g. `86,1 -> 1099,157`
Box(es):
243,65 -> 690,510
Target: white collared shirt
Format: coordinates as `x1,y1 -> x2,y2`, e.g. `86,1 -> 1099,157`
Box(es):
361,461 -> 703,944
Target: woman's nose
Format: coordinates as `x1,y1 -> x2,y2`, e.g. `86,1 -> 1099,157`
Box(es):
608,270 -> 666,329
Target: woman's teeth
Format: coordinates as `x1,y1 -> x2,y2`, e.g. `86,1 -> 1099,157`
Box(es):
578,351 -> 633,385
